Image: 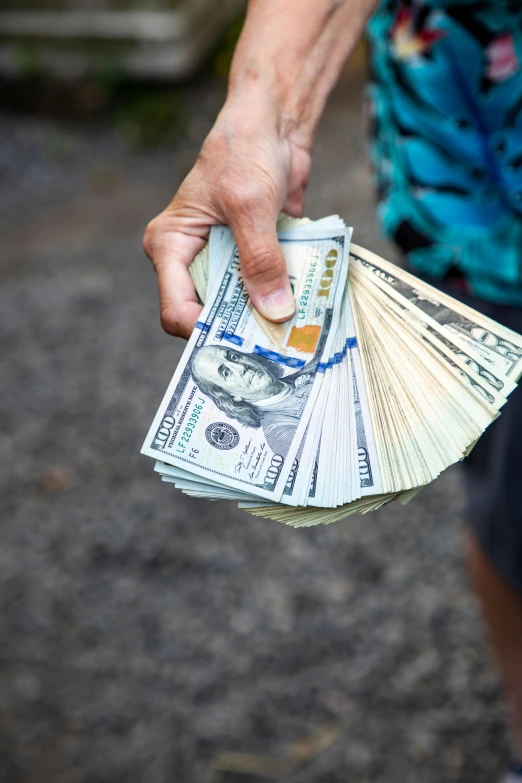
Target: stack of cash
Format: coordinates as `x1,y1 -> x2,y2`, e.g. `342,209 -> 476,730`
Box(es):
141,215 -> 522,527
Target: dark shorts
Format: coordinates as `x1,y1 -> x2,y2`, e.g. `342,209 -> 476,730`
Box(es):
410,273 -> 522,595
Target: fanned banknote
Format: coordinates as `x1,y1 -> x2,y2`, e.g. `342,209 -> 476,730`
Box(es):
141,214 -> 522,526
142,224 -> 351,503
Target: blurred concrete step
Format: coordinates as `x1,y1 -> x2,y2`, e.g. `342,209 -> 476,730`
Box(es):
0,0 -> 246,80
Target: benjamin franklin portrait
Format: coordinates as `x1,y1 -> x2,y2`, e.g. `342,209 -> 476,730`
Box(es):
190,345 -> 314,456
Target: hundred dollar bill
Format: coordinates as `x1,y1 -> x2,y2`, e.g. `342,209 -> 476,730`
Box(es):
351,244 -> 522,381
190,214 -> 345,306
146,216 -> 522,524
290,289 -> 381,508
350,262 -> 512,407
346,293 -> 381,495
141,228 -> 351,502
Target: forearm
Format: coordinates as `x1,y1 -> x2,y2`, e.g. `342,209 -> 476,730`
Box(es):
225,0 -> 378,149
145,2 -> 378,337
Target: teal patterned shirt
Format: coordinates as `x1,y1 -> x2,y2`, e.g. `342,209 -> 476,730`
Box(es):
367,0 -> 522,304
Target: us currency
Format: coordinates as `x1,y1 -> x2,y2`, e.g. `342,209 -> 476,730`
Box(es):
203,217 -> 380,511
350,244 -> 522,382
351,276 -> 497,484
190,214 -> 343,307
142,226 -> 351,502
145,215 -> 522,526
282,289 -> 381,508
350,261 -> 512,408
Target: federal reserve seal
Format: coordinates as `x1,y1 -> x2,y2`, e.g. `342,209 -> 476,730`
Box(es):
205,422 -> 240,450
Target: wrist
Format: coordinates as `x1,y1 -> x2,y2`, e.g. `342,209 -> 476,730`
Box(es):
222,0 -> 377,151
222,80 -> 312,152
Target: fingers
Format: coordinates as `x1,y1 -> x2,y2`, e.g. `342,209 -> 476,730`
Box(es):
283,143 -> 310,218
283,190 -> 305,218
143,122 -> 312,332
144,216 -> 204,340
156,258 -> 203,340
230,207 -> 295,323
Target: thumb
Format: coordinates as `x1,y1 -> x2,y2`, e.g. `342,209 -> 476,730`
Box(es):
231,212 -> 295,323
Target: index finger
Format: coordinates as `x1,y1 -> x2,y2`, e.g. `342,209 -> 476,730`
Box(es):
149,231 -> 206,339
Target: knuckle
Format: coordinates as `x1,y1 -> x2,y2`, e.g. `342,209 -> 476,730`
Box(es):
242,247 -> 282,282
223,185 -> 260,215
159,305 -> 180,337
143,216 -> 161,259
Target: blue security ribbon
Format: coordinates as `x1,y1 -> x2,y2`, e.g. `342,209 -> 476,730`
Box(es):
223,333 -> 244,346
253,345 -> 306,368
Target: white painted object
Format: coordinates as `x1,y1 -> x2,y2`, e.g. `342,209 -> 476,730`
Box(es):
0,1 -> 245,80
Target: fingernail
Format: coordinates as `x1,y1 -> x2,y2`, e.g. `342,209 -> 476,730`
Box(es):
261,288 -> 295,321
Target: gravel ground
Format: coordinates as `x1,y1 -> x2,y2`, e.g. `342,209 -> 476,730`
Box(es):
0,70 -> 510,783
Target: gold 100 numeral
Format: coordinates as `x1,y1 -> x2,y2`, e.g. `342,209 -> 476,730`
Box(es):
317,248 -> 339,297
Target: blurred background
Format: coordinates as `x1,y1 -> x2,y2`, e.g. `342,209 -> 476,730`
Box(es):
0,2 -> 510,782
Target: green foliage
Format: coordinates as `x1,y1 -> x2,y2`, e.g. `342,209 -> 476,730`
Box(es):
4,11 -> 246,148
111,86 -> 186,148
15,44 -> 43,78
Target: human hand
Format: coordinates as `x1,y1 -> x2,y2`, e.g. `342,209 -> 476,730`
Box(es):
143,97 -> 311,340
